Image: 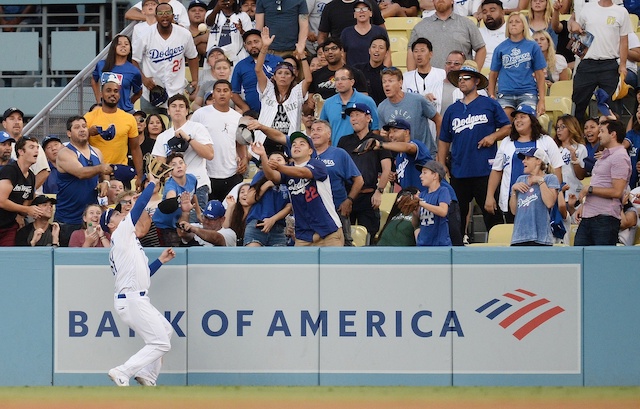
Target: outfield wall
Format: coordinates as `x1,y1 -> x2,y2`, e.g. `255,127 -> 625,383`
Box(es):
1,247 -> 638,387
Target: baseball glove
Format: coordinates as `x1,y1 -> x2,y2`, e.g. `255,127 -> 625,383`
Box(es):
352,138 -> 378,155
144,153 -> 174,181
397,194 -> 420,215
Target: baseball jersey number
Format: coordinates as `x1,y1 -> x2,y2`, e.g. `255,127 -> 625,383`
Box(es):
172,59 -> 182,73
305,186 -> 319,202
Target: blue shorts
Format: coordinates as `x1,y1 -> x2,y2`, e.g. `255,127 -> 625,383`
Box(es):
496,93 -> 538,109
243,219 -> 287,246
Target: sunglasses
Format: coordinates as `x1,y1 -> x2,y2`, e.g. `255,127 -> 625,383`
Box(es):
119,199 -> 132,205
156,10 -> 173,16
458,75 -> 474,82
381,66 -> 401,73
354,6 -> 369,12
136,117 -> 146,123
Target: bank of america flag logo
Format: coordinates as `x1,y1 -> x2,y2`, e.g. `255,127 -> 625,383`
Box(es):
476,289 -> 565,340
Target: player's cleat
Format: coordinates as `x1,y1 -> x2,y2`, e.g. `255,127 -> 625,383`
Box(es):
108,368 -> 130,386
135,376 -> 157,386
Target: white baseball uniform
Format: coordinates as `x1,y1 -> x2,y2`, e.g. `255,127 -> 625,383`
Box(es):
108,183 -> 173,384
132,24 -> 198,108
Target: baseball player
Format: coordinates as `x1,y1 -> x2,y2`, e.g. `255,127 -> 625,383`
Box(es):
101,171 -> 176,387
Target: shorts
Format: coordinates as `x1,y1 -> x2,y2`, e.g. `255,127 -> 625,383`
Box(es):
243,219 -> 287,246
496,93 -> 538,109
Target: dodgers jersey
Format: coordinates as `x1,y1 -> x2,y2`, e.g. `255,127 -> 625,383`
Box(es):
132,24 -> 198,106
280,158 -> 341,241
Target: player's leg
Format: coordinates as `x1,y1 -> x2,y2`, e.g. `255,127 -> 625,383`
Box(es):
134,314 -> 174,385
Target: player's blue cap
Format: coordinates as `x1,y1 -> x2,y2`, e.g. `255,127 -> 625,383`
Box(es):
100,208 -> 115,233
344,102 -> 371,116
517,147 -> 549,165
203,200 -> 225,219
383,118 -> 411,131
0,131 -> 15,144
111,164 -> 137,183
511,103 -> 537,118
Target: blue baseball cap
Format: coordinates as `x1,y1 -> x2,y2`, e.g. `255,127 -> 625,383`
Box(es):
188,0 -> 207,9
383,118 -> 411,131
100,208 -> 115,233
594,88 -> 612,117
204,200 -> 226,219
0,131 -> 15,144
517,147 -> 549,164
344,102 -> 372,116
511,103 -> 537,118
111,164 -> 137,183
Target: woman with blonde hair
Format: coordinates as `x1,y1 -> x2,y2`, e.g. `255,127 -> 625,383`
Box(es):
533,30 -> 570,86
527,0 -> 557,47
553,114 -> 587,196
488,12 -> 547,117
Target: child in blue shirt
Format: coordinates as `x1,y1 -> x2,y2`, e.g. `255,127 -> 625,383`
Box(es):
415,160 -> 452,247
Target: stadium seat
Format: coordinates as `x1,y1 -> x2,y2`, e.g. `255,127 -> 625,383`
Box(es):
549,80 -> 573,98
351,225 -> 370,246
559,13 -> 571,21
481,66 -> 490,77
378,192 -> 398,236
538,113 -> 550,134
487,223 -> 513,244
391,50 -> 408,72
384,17 -> 420,34
631,13 -> 639,32
545,96 -> 573,125
389,33 -> 409,53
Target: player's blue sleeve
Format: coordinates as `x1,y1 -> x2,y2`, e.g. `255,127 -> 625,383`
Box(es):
149,258 -> 162,277
131,181 -> 155,225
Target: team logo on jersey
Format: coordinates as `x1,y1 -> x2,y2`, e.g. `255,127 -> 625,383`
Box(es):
148,45 -> 186,63
502,47 -> 532,69
451,114 -> 489,133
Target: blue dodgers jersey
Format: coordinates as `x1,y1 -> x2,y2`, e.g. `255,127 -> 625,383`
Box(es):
317,146 -> 361,209
490,38 -> 547,95
440,96 -> 510,178
152,174 -> 197,229
396,140 -> 433,191
416,185 -> 452,247
280,158 -> 341,241
246,170 -> 290,225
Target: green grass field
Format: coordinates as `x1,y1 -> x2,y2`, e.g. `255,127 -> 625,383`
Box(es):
1,386 -> 639,409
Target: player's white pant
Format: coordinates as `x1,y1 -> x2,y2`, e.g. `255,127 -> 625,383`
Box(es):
113,292 -> 173,383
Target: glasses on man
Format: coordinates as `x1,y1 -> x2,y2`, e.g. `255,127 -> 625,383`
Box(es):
354,6 -> 369,12
324,45 -> 339,52
335,76 -> 353,82
156,10 -> 173,16
458,75 -> 473,82
136,118 -> 145,123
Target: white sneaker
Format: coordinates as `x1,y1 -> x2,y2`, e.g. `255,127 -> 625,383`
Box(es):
463,235 -> 470,245
135,376 -> 156,386
108,368 -> 129,387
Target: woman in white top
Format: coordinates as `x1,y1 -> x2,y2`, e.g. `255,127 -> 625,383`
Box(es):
485,103 -> 564,221
553,114 -> 587,196
255,27 -> 311,154
533,30 -> 570,87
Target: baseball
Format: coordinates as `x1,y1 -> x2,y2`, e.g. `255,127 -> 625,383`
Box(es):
198,23 -> 207,32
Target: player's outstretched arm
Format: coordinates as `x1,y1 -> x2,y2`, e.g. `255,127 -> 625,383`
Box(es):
149,248 -> 176,276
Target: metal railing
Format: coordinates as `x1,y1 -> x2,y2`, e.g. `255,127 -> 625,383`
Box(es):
23,21 -> 136,139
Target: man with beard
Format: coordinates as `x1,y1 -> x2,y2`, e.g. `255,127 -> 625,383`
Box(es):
85,76 -> 143,189
309,38 -> 368,100
55,116 -> 113,247
478,0 -> 506,69
133,3 -> 199,113
3,107 -> 50,190
231,29 -> 284,112
407,0 -> 485,70
0,131 -> 15,170
192,80 -> 247,202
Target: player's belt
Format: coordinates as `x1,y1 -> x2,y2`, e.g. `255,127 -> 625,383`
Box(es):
116,291 -> 146,299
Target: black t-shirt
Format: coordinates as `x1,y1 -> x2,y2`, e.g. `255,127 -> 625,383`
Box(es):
310,65 -> 369,100
556,20 -> 575,64
318,0 -> 385,38
15,223 -> 54,246
0,161 -> 35,228
354,62 -> 386,105
337,132 -> 393,189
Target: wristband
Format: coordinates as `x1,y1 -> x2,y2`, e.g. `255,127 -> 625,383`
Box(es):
377,187 -> 384,194
346,196 -> 354,203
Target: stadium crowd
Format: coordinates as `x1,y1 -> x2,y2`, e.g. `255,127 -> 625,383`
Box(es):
0,0 -> 639,247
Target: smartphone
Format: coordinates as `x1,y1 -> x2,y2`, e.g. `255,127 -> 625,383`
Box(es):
185,83 -> 196,94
